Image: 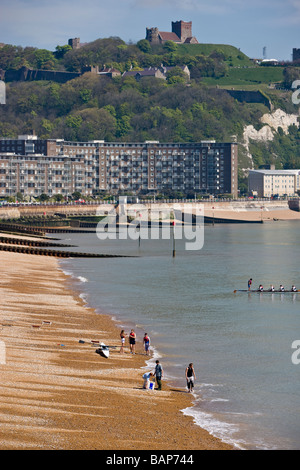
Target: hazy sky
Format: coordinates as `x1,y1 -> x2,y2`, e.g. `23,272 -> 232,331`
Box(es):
0,0 -> 299,60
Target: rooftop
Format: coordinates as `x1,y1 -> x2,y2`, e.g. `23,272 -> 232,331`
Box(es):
250,169 -> 300,175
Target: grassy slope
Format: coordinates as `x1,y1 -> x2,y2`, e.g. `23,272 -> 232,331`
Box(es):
176,43 -> 253,67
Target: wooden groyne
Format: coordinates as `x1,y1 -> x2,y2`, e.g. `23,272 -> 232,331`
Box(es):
0,222 -> 96,236
0,236 -> 75,248
0,244 -> 132,258
0,222 -> 46,236
202,216 -> 263,224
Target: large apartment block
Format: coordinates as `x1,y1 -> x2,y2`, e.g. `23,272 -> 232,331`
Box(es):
0,136 -> 238,198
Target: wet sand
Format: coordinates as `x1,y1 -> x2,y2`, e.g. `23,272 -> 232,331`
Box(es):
0,251 -> 232,450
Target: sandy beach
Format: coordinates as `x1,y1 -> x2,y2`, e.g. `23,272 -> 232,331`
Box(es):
0,250 -> 232,451
202,207 -> 300,222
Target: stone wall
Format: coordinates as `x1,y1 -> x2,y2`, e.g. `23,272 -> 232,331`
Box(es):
224,89 -> 272,110
3,67 -> 81,84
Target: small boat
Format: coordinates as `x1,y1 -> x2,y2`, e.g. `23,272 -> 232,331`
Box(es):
96,342 -> 110,358
234,289 -> 299,294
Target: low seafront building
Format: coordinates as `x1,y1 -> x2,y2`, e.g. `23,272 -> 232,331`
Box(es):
0,135 -> 238,198
248,169 -> 300,198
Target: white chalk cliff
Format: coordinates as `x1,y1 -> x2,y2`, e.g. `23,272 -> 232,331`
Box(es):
242,109 -> 299,169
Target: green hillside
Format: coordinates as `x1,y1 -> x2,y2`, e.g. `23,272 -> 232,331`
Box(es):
0,37 -> 299,189
176,43 -> 253,67
202,66 -> 284,86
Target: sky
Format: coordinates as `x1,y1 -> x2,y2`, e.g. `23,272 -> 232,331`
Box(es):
0,0 -> 299,60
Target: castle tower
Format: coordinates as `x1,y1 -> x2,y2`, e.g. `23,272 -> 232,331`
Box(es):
293,48 -> 300,62
171,21 -> 192,42
68,38 -> 80,50
146,28 -> 160,44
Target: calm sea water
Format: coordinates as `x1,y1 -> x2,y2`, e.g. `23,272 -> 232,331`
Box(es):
54,221 -> 300,450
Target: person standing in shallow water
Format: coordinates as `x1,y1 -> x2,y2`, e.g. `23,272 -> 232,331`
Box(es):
154,360 -> 163,390
143,333 -> 151,356
185,363 -> 196,393
248,278 -> 252,291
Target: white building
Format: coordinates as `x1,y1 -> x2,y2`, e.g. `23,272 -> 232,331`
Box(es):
248,169 -> 300,198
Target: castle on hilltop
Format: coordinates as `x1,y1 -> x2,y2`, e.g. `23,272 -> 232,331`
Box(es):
146,20 -> 198,45
293,48 -> 300,62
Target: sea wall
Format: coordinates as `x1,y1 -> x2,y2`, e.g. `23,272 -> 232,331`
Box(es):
0,204 -> 104,220
0,200 -> 292,221
288,199 -> 300,212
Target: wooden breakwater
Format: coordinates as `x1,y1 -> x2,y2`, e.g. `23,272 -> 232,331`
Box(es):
0,243 -> 133,258
0,236 -> 75,248
0,222 -> 97,235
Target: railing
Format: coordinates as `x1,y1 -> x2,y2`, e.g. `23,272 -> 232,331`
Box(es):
0,197 -> 299,208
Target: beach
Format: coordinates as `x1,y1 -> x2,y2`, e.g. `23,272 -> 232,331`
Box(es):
0,250 -> 232,450
202,207 -> 300,222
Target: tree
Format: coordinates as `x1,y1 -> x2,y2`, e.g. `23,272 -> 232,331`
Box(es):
165,67 -> 188,85
54,194 -> 64,202
163,41 -> 178,53
34,49 -> 57,69
55,44 -> 72,59
39,193 -> 49,202
283,67 -> 300,89
72,191 -> 82,200
137,39 -> 151,54
71,108 -> 117,141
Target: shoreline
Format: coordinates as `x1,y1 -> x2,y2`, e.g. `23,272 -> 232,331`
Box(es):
0,250 -> 232,450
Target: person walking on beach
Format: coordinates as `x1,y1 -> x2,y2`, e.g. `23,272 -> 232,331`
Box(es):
129,329 -> 136,354
120,329 -> 127,354
143,333 -> 151,356
185,363 -> 196,393
154,360 -> 163,391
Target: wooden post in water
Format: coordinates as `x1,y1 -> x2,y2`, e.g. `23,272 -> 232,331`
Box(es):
139,213 -> 142,248
172,220 -> 176,258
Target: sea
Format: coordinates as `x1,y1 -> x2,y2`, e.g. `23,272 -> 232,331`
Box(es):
52,220 -> 300,450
